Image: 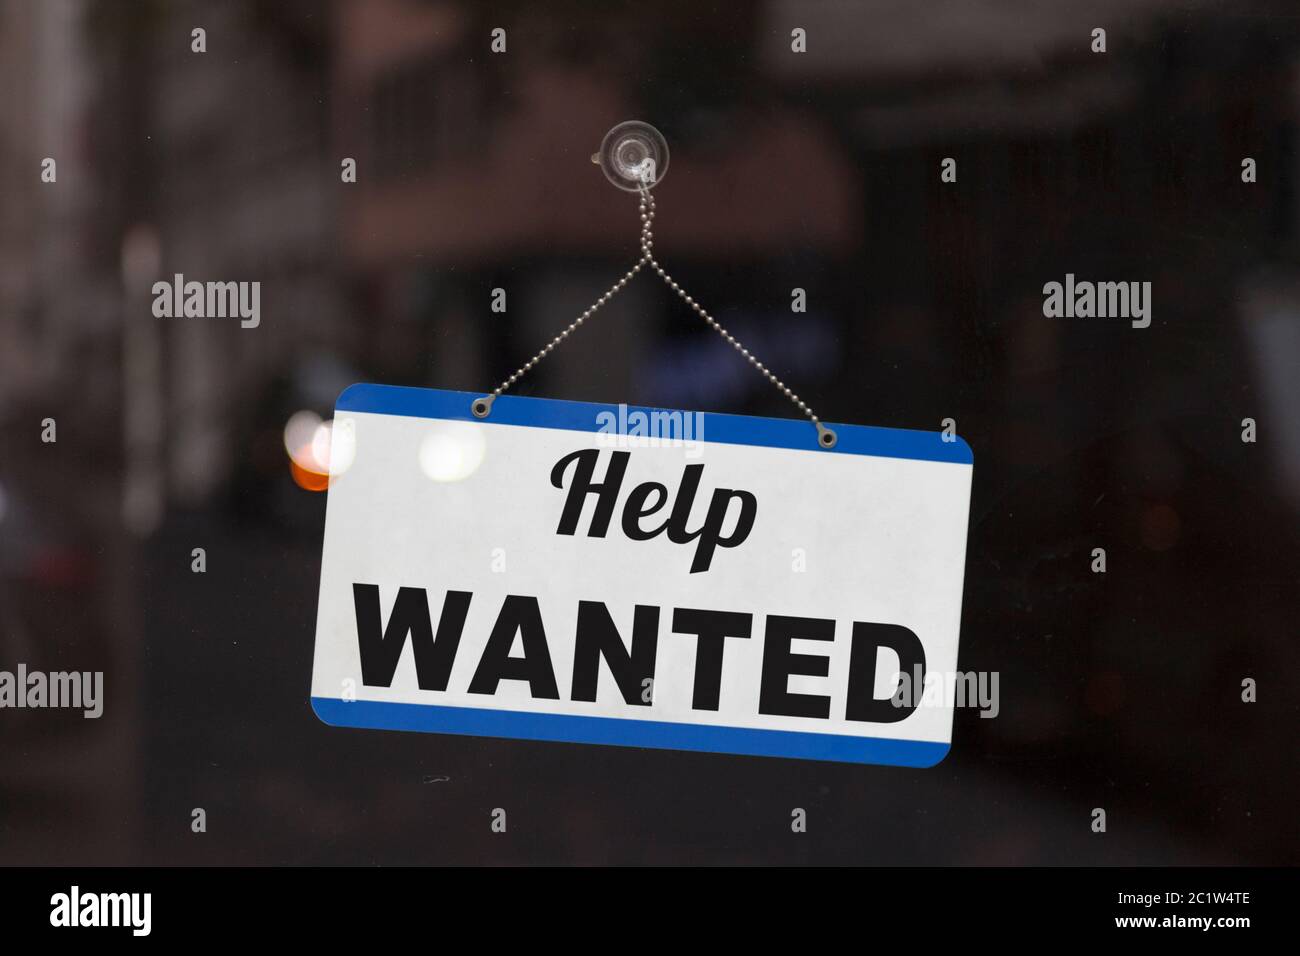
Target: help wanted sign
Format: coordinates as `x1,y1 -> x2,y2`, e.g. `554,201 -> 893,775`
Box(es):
311,384 -> 974,766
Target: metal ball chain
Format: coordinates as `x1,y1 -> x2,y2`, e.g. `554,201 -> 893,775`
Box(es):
473,182 -> 836,448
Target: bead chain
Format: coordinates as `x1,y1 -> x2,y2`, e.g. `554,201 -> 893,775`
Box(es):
473,184 -> 835,448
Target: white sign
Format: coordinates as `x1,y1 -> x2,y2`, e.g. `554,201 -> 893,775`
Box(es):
311,385 -> 974,766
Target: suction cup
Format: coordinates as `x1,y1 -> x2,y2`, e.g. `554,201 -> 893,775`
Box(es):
593,121 -> 669,192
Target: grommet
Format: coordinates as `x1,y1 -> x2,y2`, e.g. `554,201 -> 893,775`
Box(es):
816,422 -> 837,449
471,395 -> 495,418
593,121 -> 669,192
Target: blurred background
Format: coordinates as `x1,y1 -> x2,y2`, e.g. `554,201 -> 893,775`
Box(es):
0,0 -> 1297,865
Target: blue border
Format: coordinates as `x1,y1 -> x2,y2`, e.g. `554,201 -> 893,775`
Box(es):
311,697 -> 950,767
335,383 -> 973,464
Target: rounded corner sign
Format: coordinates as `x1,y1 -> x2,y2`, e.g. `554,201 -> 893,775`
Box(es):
310,384 -> 974,767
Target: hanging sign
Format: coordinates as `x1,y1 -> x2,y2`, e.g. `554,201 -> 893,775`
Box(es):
311,384 -> 974,766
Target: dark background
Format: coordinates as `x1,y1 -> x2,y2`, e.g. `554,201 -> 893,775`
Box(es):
1,0 -> 1297,865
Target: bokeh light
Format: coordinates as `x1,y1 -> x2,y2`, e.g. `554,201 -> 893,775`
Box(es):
318,417 -> 357,476
418,421 -> 486,482
284,412 -> 358,491
284,410 -> 323,470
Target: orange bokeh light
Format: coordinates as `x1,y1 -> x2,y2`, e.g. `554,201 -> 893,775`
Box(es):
289,446 -> 329,492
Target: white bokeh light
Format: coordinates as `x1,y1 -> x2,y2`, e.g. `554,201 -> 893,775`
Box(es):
318,417 -> 357,476
284,410 -> 323,469
418,421 -> 486,482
